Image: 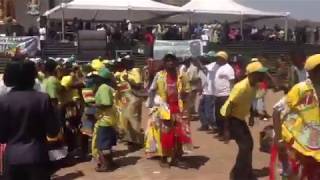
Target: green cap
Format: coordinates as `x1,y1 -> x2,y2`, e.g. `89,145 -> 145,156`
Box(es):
98,68 -> 112,79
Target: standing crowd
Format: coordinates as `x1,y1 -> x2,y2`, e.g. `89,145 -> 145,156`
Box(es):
0,48 -> 320,180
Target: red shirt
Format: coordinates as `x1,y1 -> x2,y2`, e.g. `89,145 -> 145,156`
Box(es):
166,73 -> 180,114
145,33 -> 155,46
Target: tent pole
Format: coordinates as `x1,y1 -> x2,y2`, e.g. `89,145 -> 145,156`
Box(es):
284,16 -> 288,41
240,13 -> 244,40
61,0 -> 65,42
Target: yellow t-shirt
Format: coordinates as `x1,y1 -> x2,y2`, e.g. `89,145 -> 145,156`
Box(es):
95,84 -> 117,127
220,77 -> 257,121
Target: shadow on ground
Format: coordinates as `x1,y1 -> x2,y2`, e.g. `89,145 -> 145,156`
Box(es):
49,157 -> 91,176
253,167 -> 269,178
113,149 -> 130,158
182,155 -> 210,169
116,156 -> 141,167
51,171 -> 85,180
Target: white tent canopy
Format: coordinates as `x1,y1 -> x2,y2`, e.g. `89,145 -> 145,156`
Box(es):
44,0 -> 184,22
161,0 -> 289,23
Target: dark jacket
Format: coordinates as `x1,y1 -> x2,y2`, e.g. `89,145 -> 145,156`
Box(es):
0,89 -> 60,165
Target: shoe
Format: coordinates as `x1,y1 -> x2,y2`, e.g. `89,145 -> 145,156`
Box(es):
263,111 -> 272,119
197,126 -> 209,131
95,166 -> 109,172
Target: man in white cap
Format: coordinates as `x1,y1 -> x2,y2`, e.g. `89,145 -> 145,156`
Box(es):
211,51 -> 235,139
196,51 -> 235,134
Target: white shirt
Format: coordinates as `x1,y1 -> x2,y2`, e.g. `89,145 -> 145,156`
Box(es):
179,64 -> 187,75
205,62 -> 235,97
39,27 -> 46,41
187,64 -> 200,90
202,62 -> 218,95
293,66 -> 308,82
199,70 -> 209,95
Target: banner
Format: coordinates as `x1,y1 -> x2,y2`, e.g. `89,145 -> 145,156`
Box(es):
0,36 -> 40,57
153,39 -> 203,60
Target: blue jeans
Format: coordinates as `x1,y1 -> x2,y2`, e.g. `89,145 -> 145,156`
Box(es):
198,95 -> 215,128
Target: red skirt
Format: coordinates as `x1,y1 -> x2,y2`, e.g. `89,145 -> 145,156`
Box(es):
161,114 -> 192,155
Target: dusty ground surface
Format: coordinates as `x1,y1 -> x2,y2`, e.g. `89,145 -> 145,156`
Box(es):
53,91 -> 283,180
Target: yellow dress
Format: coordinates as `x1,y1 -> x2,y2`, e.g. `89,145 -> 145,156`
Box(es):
281,79 -> 320,161
144,106 -> 162,157
145,70 -> 191,157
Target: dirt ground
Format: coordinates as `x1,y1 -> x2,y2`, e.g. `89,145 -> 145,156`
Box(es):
53,90 -> 284,180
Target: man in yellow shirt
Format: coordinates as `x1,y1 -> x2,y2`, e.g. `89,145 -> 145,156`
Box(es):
220,61 -> 268,180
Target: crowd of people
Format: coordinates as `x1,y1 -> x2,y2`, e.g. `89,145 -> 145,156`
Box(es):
0,55 -> 146,179
43,19 -> 320,49
0,47 -> 320,180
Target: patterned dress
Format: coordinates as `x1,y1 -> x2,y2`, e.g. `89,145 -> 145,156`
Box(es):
146,70 -> 192,157
270,79 -> 320,180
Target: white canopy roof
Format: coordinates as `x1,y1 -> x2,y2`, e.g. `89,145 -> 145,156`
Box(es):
44,0 -> 184,22
161,0 -> 289,23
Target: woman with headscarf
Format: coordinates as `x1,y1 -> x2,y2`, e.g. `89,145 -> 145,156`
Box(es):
147,54 -> 192,168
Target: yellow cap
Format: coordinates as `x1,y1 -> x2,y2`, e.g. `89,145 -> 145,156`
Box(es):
305,54 -> 320,71
246,61 -> 268,74
91,59 -> 105,71
60,75 -> 73,88
215,51 -> 228,61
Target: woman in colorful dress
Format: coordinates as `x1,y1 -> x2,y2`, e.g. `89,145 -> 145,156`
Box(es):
272,54 -> 320,180
114,58 -> 144,150
79,64 -> 98,157
92,67 -> 118,172
147,54 -> 192,168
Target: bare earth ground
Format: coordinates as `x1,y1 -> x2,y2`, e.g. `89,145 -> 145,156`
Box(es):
53,91 -> 283,180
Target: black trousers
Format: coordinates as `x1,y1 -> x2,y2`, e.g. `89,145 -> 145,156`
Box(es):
4,164 -> 50,180
229,117 -> 254,180
215,96 -> 229,134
